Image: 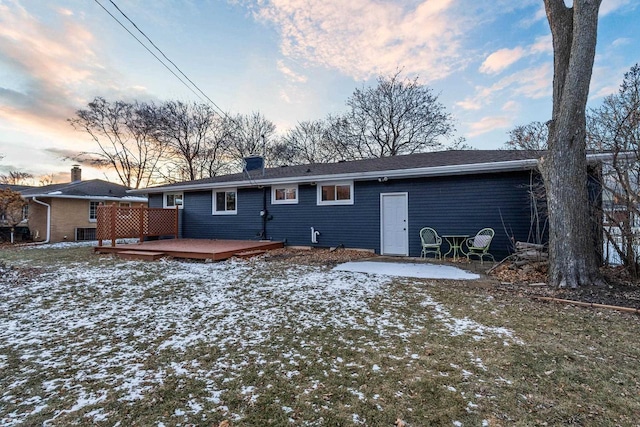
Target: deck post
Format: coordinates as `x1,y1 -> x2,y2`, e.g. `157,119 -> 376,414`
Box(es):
97,204 -> 103,247
110,203 -> 117,247
139,206 -> 145,244
175,205 -> 179,239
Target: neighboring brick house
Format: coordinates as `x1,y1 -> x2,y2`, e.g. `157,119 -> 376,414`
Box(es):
19,167 -> 147,243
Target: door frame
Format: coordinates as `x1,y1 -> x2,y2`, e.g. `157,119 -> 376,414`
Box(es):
380,192 -> 409,256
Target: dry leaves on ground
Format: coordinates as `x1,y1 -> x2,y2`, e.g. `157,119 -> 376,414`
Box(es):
262,247 -> 375,266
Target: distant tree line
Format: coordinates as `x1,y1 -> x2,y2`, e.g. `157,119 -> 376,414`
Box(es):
69,70 -> 461,189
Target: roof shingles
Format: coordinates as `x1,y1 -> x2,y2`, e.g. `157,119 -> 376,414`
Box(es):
19,180 -> 145,200
141,150 -> 544,192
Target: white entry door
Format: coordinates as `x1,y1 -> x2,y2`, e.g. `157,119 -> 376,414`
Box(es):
380,193 -> 408,256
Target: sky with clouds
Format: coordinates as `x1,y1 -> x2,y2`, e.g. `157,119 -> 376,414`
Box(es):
0,0 -> 637,183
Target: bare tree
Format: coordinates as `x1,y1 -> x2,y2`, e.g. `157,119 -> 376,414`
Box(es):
445,137 -> 474,151
541,0 -> 604,288
274,120 -> 327,165
341,70 -> 455,158
0,188 -> 27,243
272,119 -> 356,165
201,115 -> 235,178
38,174 -> 56,186
69,97 -> 165,189
226,112 -> 276,165
588,63 -> 640,276
0,171 -> 33,185
505,121 -> 549,151
155,101 -> 231,182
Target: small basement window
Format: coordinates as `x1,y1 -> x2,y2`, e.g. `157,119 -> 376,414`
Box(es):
164,192 -> 184,209
213,189 -> 237,215
317,181 -> 354,205
271,185 -> 298,204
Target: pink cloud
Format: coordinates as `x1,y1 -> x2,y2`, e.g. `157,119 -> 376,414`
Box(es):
479,47 -> 526,74
254,0 -> 468,82
461,63 -> 552,111
467,116 -> 511,137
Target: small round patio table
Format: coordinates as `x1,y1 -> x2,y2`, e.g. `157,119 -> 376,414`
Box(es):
442,235 -> 469,261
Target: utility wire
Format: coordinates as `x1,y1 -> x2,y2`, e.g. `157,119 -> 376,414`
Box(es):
94,0 -> 260,165
94,0 -> 239,128
93,0 -> 208,105
103,0 -> 232,121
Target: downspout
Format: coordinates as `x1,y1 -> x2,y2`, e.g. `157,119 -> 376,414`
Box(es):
31,197 -> 51,244
261,187 -> 268,240
261,134 -> 267,240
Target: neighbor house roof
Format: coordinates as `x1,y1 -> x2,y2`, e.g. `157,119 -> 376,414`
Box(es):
19,179 -> 147,202
129,149 -> 610,195
1,184 -> 34,192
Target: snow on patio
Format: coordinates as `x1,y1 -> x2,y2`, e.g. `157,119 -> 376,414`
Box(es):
0,246 -> 521,425
333,260 -> 480,280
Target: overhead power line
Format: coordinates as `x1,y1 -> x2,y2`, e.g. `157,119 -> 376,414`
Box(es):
93,0 -> 233,122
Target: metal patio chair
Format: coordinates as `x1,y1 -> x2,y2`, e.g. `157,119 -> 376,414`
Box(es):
465,228 -> 495,264
420,227 -> 442,259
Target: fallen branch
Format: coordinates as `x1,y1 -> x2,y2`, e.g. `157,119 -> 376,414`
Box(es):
532,296 -> 640,315
487,254 -> 516,274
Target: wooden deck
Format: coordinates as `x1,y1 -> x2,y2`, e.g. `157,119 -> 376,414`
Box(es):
94,238 -> 284,261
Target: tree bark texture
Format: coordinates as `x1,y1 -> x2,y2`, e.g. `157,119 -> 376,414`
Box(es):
541,0 -> 605,287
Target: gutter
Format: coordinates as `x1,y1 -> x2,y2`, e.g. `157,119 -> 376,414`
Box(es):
31,197 -> 51,244
19,194 -> 147,203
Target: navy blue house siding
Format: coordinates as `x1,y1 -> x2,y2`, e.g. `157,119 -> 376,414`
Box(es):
147,194 -> 184,239
156,170 -> 537,260
148,193 -> 163,209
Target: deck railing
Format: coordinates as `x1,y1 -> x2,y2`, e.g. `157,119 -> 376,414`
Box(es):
96,204 -> 179,247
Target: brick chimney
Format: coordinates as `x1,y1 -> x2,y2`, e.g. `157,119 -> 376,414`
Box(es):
71,165 -> 82,182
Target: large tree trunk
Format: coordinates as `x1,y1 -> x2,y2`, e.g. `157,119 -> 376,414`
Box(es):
540,0 -> 605,288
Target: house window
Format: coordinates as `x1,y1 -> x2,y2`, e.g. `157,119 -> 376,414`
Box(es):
271,185 -> 298,204
89,201 -> 101,222
22,205 -> 28,222
213,189 -> 237,215
317,181 -> 354,205
118,202 -> 132,218
164,192 -> 183,209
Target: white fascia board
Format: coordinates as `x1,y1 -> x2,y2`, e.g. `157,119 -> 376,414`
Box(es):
26,195 -> 148,202
135,158 -> 542,194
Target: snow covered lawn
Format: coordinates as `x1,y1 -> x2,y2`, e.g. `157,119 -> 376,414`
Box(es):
1,245 -> 639,426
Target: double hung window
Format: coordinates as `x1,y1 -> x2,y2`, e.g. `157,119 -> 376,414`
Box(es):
272,185 -> 298,204
317,182 -> 354,205
213,189 -> 237,214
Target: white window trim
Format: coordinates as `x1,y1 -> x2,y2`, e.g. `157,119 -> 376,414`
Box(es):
163,192 -> 184,209
89,201 -> 100,222
21,205 -> 29,223
271,184 -> 299,205
212,188 -> 238,215
316,181 -> 354,206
